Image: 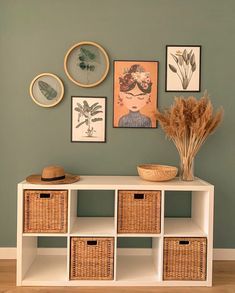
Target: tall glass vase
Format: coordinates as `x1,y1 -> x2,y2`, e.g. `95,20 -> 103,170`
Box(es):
180,156 -> 194,181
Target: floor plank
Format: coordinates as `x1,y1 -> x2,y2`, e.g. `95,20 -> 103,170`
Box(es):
0,260 -> 234,293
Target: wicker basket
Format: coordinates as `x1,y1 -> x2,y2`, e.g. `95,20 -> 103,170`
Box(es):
137,164 -> 178,182
118,190 -> 161,233
163,237 -> 207,281
23,190 -> 68,233
70,237 -> 114,280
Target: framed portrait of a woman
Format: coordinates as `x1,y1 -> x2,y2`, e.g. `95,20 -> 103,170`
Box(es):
113,60 -> 158,128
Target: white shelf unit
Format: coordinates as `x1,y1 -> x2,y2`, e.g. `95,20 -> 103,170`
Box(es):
17,176 -> 214,287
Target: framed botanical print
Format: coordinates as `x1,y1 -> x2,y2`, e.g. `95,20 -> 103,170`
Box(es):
71,96 -> 106,142
29,73 -> 64,107
113,60 -> 158,128
166,45 -> 201,92
64,41 -> 109,88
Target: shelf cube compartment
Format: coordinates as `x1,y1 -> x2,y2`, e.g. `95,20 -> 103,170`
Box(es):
164,191 -> 211,237
20,236 -> 67,286
70,237 -> 114,280
116,237 -> 162,282
23,190 -> 68,233
117,190 -> 161,234
69,190 -> 115,236
163,237 -> 207,281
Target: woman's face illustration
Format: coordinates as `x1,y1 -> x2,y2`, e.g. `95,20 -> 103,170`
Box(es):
119,85 -> 150,112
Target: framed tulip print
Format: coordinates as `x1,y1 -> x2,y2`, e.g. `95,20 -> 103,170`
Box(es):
29,73 -> 64,107
71,96 -> 106,142
166,45 -> 201,92
64,41 -> 109,88
113,60 -> 158,128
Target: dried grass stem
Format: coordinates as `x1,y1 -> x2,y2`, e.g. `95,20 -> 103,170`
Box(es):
156,93 -> 223,180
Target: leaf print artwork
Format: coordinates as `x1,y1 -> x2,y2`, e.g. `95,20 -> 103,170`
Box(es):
38,80 -> 57,100
74,100 -> 103,137
169,49 -> 197,90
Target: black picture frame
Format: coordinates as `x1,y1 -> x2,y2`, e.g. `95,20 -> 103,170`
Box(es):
71,96 -> 107,143
113,60 -> 159,129
165,45 -> 201,92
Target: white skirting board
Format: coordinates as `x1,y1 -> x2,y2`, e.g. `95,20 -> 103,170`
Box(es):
1,247 -> 235,260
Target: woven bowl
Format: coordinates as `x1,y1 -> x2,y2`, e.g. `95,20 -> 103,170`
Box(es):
137,164 -> 178,182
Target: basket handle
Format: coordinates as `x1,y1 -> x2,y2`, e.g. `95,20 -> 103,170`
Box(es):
134,193 -> 144,199
179,240 -> 189,245
87,240 -> 97,246
39,193 -> 51,199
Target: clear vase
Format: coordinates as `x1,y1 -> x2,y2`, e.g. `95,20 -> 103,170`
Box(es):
180,156 -> 194,181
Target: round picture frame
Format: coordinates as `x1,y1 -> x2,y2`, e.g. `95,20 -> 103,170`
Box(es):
29,73 -> 64,108
64,41 -> 109,88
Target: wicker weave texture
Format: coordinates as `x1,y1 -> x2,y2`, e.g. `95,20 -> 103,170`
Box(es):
70,237 -> 114,280
137,164 -> 178,182
23,190 -> 68,233
163,237 -> 207,281
118,190 -> 161,233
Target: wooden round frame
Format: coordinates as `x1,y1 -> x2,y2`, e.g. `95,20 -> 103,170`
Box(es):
29,73 -> 64,108
64,41 -> 110,88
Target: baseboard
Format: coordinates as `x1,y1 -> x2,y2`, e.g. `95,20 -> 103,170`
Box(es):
1,247 -> 235,260
213,249 -> 235,260
0,248 -> 16,259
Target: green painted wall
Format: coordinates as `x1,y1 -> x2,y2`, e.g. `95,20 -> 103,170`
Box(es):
0,0 -> 234,248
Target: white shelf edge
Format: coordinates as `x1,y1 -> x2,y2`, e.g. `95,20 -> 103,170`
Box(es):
117,234 -> 162,237
21,280 -> 210,287
23,233 -> 68,237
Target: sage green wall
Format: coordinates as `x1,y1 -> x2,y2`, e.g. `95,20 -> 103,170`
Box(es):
0,0 -> 234,248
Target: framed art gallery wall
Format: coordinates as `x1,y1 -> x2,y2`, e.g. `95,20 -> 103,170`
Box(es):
1,0 -> 234,251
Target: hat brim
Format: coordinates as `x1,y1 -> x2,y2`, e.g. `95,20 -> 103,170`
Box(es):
26,173 -> 80,184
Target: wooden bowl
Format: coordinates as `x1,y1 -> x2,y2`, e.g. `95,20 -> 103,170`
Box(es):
137,164 -> 178,182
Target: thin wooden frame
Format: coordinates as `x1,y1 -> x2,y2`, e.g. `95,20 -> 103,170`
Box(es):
71,96 -> 107,143
113,60 -> 159,129
64,41 -> 110,88
165,45 -> 201,92
29,73 -> 64,108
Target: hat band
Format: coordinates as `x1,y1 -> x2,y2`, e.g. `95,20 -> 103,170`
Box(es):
41,175 -> 66,182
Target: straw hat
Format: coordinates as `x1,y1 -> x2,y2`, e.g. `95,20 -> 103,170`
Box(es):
26,165 -> 80,184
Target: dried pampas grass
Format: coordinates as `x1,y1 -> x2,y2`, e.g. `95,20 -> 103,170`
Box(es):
156,92 -> 223,180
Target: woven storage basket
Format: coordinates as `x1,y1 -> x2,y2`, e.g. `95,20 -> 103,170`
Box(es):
70,237 -> 114,280
163,237 -> 207,281
23,190 -> 68,233
118,190 -> 161,233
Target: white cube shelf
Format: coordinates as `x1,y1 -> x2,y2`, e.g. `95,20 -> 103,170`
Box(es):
17,176 -> 214,286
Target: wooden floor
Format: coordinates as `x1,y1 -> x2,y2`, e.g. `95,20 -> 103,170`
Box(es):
0,260 -> 235,293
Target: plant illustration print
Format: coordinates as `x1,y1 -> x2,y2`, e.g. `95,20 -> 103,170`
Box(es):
169,49 -> 196,90
74,100 -> 103,137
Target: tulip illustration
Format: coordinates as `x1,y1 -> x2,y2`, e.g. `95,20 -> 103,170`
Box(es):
169,49 -> 197,90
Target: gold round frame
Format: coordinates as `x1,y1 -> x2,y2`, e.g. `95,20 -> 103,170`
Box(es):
64,41 -> 110,88
29,73 -> 64,108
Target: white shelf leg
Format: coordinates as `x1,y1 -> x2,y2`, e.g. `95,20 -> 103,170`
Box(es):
207,187 -> 214,286
17,185 -> 37,285
113,236 -> 117,281
67,236 -> 70,281
16,184 -> 23,286
69,190 -> 77,234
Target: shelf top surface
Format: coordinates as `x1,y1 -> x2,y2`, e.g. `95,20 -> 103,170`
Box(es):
18,176 -> 213,190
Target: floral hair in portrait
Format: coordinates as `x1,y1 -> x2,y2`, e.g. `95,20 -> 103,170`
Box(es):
119,64 -> 152,95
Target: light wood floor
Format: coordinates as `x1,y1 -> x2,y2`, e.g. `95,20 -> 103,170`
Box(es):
0,260 -> 235,293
